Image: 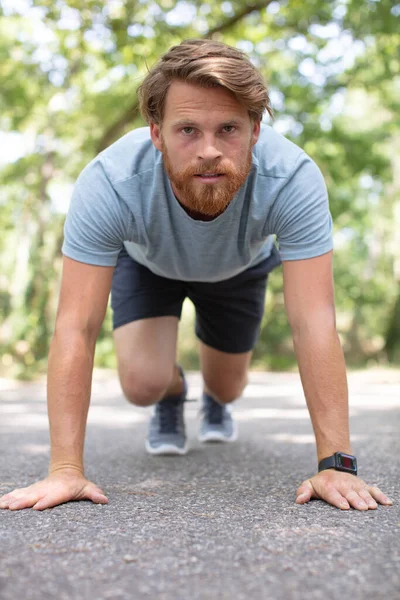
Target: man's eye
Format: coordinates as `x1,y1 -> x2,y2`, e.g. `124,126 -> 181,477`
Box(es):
222,125 -> 235,133
182,127 -> 195,135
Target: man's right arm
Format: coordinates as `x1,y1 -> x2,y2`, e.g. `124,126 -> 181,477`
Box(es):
47,256 -> 114,474
0,257 -> 114,511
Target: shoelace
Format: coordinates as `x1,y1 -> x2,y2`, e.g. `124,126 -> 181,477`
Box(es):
157,397 -> 184,433
203,396 -> 224,425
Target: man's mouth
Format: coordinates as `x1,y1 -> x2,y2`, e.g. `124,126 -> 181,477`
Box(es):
194,173 -> 225,181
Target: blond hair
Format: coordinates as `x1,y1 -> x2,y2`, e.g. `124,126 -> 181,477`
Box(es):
138,39 -> 273,124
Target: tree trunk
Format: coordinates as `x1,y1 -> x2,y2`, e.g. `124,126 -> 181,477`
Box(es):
384,285 -> 400,362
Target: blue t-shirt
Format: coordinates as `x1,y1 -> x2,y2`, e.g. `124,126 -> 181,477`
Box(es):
62,124 -> 333,282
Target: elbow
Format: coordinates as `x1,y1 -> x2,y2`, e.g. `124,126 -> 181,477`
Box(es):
51,317 -> 100,351
289,309 -> 337,342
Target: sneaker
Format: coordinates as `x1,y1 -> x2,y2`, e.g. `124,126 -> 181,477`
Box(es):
198,392 -> 238,443
145,367 -> 189,455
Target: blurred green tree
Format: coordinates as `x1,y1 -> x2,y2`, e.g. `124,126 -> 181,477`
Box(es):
0,0 -> 399,376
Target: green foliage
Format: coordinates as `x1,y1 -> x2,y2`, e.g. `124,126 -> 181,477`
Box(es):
0,0 -> 399,378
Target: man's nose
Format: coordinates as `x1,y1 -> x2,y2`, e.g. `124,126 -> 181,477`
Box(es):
197,135 -> 223,161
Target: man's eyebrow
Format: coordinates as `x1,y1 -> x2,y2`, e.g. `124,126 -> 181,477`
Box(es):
172,120 -> 198,128
171,118 -> 245,128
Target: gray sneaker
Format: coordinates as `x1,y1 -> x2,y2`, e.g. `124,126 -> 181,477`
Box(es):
198,392 -> 238,443
145,368 -> 189,455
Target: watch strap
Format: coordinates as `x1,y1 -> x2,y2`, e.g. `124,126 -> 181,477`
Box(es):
318,452 -> 358,475
318,455 -> 336,472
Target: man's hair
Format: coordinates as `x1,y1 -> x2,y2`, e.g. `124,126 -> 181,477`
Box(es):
138,39 -> 273,124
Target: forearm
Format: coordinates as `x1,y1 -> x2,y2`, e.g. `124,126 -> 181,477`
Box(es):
292,325 -> 351,462
47,331 -> 96,475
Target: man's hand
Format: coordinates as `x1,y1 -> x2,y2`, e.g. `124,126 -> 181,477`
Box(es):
0,469 -> 108,511
296,470 -> 393,510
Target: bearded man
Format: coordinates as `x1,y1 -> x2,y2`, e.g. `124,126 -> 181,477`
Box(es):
0,39 -> 392,512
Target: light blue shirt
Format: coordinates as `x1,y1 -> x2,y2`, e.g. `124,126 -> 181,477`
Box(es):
62,124 -> 333,282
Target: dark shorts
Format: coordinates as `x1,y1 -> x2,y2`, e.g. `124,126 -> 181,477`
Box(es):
111,246 -> 281,354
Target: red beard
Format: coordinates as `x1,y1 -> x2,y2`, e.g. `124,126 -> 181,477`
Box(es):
162,142 -> 253,217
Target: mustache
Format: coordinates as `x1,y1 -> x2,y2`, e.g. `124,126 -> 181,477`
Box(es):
182,164 -> 228,176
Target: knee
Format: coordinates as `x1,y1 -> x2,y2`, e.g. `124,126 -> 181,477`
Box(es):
120,368 -> 172,407
205,373 -> 248,404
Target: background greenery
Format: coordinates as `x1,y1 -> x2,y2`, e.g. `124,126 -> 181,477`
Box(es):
1,0 -> 399,378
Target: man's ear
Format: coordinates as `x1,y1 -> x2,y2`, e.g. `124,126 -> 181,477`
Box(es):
150,122 -> 162,151
251,119 -> 261,146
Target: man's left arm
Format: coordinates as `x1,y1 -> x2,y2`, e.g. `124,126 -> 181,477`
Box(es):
283,251 -> 393,511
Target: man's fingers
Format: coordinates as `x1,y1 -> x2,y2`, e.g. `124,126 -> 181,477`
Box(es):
320,484 -> 350,510
324,488 -> 350,510
87,484 -> 107,497
302,472 -> 393,511
6,484 -> 108,511
344,490 -> 369,511
87,488 -> 109,504
0,491 -> 28,509
71,483 -> 109,506
296,480 -> 350,510
0,496 -> 13,509
0,490 -> 21,504
83,484 -> 109,504
6,486 -> 72,511
1,475 -> 108,511
9,494 -> 41,511
295,480 -> 314,503
295,493 -> 311,504
33,487 -> 81,511
7,488 -> 43,510
32,495 -> 67,511
368,486 -> 393,506
358,489 -> 378,509
89,493 -> 109,505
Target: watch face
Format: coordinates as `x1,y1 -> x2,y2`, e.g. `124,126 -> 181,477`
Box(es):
336,453 -> 356,471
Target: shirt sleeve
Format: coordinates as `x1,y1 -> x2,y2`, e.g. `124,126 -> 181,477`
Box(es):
265,154 -> 333,261
62,159 -> 134,267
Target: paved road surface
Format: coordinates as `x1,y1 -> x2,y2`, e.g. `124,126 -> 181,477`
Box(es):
0,369 -> 399,600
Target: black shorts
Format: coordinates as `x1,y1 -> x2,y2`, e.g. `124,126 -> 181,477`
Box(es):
111,246 -> 281,354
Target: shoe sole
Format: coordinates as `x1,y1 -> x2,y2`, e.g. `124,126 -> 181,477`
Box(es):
145,440 -> 189,455
198,426 -> 238,443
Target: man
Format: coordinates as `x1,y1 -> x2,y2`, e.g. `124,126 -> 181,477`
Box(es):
0,39 -> 392,512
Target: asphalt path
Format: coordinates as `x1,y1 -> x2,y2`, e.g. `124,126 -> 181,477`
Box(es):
0,369 -> 399,600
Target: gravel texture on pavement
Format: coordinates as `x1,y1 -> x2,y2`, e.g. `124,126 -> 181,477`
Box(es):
0,369 -> 399,600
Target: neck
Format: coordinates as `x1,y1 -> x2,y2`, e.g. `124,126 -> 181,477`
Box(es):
178,201 -> 221,221
171,182 -> 225,221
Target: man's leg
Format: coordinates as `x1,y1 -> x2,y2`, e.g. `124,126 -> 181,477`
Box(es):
111,247 -> 187,454
200,342 -> 252,404
196,343 -> 252,442
114,317 -> 188,454
188,249 -> 282,442
113,316 -> 182,407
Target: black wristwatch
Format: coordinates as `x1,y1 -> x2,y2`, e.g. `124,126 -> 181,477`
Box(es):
318,452 -> 357,476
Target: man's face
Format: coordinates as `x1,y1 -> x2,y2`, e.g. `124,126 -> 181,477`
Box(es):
150,81 -> 260,217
